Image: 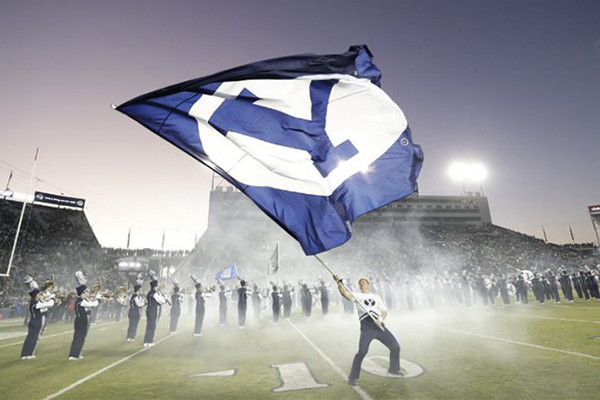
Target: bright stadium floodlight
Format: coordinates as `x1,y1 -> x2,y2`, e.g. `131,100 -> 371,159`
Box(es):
448,161 -> 468,182
467,162 -> 487,184
447,160 -> 488,195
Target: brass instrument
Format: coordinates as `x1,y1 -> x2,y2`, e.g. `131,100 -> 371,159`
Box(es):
115,286 -> 128,306
39,275 -> 57,303
87,281 -> 102,302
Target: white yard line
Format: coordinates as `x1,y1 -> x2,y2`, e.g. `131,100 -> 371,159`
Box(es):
286,318 -> 374,400
0,331 -> 26,341
0,321 -> 118,350
512,314 -> 600,324
422,324 -> 600,361
42,332 -> 179,400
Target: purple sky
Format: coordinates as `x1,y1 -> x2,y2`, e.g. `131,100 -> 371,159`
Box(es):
1,0 -> 599,249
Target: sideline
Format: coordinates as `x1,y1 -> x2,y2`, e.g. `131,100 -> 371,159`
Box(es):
286,318 -> 374,400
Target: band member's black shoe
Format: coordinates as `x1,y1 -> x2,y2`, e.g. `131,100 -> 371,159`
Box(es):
388,370 -> 405,377
348,377 -> 357,386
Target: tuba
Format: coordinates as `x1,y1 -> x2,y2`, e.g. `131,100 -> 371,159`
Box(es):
116,286 -> 128,306
88,281 -> 103,301
39,275 -> 57,303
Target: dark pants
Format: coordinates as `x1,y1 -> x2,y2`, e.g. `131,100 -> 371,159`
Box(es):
283,301 -> 291,318
500,290 -> 510,306
195,308 -> 205,334
219,304 -> 227,325
144,311 -> 158,344
170,307 -> 180,333
127,313 -> 140,340
273,305 -> 280,323
562,286 -> 573,301
238,303 -> 247,327
349,319 -> 400,380
69,318 -> 89,358
322,298 -> 329,315
21,316 -> 44,357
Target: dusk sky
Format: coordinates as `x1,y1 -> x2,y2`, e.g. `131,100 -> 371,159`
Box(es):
1,0 -> 598,250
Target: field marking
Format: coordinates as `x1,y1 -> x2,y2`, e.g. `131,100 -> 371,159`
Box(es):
0,321 -> 118,350
42,332 -> 179,400
512,314 -> 600,324
422,324 -> 600,361
0,331 -> 26,341
286,318 -> 374,400
189,369 -> 237,377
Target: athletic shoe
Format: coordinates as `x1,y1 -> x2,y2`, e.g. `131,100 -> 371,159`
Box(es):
68,357 -> 78,360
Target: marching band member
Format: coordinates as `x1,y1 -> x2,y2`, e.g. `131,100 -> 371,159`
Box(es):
192,275 -> 212,336
333,275 -> 402,386
300,283 -> 312,318
21,276 -> 55,360
271,284 -> 281,323
69,271 -> 101,360
143,271 -> 168,347
282,284 -> 293,319
127,274 -> 146,341
237,280 -> 249,329
170,280 -> 184,333
318,280 -> 329,316
218,282 -> 228,327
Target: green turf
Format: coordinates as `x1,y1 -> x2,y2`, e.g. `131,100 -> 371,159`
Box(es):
1,299 -> 599,399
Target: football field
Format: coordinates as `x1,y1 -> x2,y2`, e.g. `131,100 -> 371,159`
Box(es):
1,300 -> 599,400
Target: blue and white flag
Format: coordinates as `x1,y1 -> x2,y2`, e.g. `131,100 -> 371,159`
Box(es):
117,45 -> 424,255
215,263 -> 237,281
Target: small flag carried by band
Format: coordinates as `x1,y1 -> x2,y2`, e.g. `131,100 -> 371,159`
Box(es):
215,263 -> 238,281
267,243 -> 279,275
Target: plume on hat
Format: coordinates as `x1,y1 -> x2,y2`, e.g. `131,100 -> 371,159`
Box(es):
24,275 -> 38,290
75,271 -> 87,286
147,270 -> 159,282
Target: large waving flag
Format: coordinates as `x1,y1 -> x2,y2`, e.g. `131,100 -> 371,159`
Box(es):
117,45 -> 423,255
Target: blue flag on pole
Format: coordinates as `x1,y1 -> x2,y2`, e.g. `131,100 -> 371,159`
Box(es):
215,263 -> 237,281
117,45 -> 423,255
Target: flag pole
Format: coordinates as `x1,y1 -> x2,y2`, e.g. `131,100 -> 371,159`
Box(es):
1,149 -> 39,277
313,254 -> 384,331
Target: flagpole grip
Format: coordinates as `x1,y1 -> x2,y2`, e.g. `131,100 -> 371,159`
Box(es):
313,255 -> 384,331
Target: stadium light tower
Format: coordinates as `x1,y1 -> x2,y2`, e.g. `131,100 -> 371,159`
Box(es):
447,160 -> 487,196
